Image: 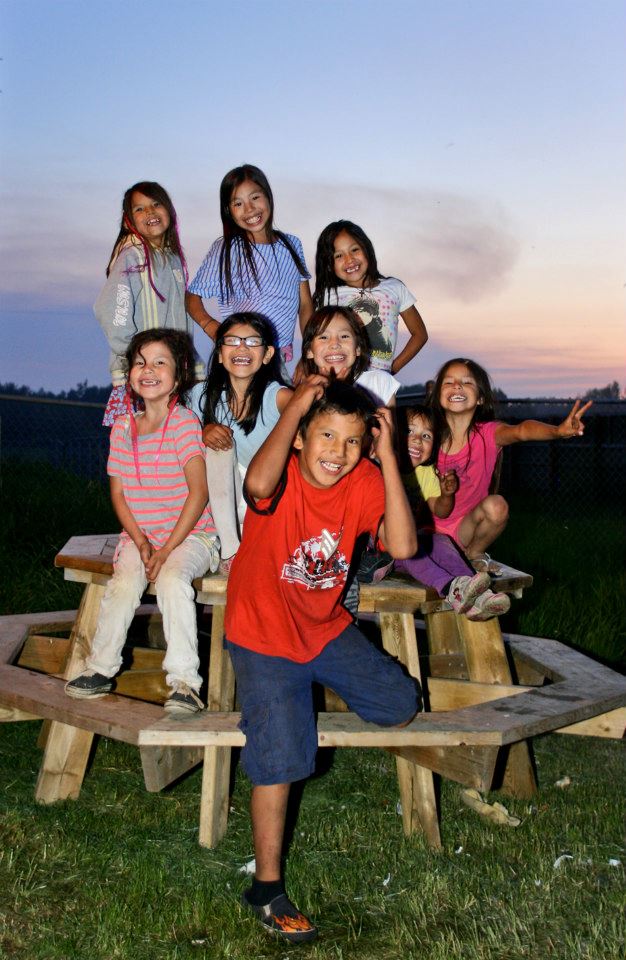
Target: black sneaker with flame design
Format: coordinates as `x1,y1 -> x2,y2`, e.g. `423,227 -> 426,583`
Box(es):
241,890 -> 318,943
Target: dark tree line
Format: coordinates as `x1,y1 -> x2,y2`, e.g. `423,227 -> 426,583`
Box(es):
0,380 -> 110,403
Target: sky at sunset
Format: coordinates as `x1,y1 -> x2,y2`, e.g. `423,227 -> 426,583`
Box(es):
1,0 -> 624,397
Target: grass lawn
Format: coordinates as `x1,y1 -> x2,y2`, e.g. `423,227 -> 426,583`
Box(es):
1,722 -> 624,959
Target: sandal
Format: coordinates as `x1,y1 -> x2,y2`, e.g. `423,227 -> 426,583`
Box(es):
469,552 -> 503,576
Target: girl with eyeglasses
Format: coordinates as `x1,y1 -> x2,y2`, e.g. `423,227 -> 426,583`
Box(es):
193,312 -> 292,572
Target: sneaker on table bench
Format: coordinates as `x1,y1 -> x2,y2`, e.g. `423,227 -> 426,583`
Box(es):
65,671 -> 113,699
465,589 -> 511,621
164,682 -> 203,716
241,890 -> 318,943
446,573 -> 491,614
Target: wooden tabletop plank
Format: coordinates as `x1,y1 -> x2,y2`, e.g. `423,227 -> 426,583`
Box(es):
55,536 -> 533,600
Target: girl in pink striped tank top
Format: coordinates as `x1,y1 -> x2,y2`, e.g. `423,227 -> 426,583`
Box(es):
65,329 -> 218,716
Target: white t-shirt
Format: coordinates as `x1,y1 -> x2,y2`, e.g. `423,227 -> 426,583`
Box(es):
326,277 -> 415,371
356,369 -> 401,406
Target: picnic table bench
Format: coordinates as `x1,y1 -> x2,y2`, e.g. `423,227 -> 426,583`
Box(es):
1,533 -> 625,850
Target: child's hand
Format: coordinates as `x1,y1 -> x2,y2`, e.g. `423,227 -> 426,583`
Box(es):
289,374 -> 328,415
557,399 -> 592,438
202,423 -> 234,450
438,469 -> 459,495
138,539 -> 153,568
371,406 -> 395,462
145,546 -> 171,582
292,359 -> 305,386
316,363 -> 351,382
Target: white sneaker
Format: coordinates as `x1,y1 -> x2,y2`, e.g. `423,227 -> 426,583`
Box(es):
465,589 -> 511,621
446,572 -> 491,614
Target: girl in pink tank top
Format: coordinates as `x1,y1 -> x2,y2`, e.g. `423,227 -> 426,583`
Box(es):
430,358 -> 592,572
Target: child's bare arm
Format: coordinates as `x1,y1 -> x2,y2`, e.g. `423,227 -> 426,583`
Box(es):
110,477 -> 152,566
185,292 -> 220,341
375,408 -> 417,558
245,375 -> 328,500
495,399 -> 592,446
390,306 -> 428,374
428,469 -> 458,518
145,456 -> 208,581
298,280 -> 314,334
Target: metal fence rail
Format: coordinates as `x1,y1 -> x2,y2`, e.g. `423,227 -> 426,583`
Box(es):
2,394 -> 625,513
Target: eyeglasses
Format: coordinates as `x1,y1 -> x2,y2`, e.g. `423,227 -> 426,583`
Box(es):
219,336 -> 265,348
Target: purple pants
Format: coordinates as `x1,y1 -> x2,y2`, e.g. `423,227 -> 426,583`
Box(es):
394,531 -> 472,595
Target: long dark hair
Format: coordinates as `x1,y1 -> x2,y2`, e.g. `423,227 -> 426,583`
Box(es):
201,312 -> 284,435
106,182 -> 188,301
313,220 -> 384,308
125,329 -> 197,406
300,306 -> 370,381
429,357 -> 496,469
218,164 -> 307,300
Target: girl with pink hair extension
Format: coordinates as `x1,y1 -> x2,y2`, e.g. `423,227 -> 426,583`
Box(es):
96,181 -> 204,425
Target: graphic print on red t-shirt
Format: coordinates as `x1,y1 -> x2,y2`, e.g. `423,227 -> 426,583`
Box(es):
281,527 -> 348,590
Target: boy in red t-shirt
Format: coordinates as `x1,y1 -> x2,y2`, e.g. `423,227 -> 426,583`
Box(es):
225,377 -> 420,943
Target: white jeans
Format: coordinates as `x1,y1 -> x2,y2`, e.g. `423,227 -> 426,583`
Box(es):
86,534 -> 218,691
205,445 -> 247,560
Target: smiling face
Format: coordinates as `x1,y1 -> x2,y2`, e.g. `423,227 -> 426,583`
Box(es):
332,230 -> 369,287
406,414 -> 434,467
306,313 -> 360,375
229,179 -> 271,242
218,322 -> 274,382
439,362 -> 482,413
130,191 -> 171,248
294,411 -> 366,489
129,340 -> 177,405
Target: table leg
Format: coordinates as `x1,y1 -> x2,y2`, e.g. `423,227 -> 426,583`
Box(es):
199,605 -> 236,848
379,611 -> 441,848
456,616 -> 537,798
35,581 -> 104,802
418,610 -> 499,792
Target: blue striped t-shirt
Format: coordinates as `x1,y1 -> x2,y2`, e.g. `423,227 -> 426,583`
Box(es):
188,234 -> 310,348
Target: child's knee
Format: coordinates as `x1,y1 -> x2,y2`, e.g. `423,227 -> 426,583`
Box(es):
154,566 -> 194,601
483,494 -> 508,525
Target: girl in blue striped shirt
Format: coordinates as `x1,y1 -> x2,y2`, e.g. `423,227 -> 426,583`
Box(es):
187,165 -> 314,370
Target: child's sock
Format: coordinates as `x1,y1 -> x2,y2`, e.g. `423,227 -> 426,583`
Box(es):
245,878 -> 285,906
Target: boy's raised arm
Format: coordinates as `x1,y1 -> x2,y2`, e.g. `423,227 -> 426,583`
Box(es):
374,408 -> 418,559
245,375 -> 328,501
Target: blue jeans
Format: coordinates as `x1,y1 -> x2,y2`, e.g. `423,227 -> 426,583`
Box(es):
227,624 -> 420,785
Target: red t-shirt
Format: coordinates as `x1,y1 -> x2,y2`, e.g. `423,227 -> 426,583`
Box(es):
225,453 -> 386,663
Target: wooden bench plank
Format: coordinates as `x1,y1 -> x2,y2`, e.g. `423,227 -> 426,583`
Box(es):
0,612 -> 77,665
0,666 -> 161,744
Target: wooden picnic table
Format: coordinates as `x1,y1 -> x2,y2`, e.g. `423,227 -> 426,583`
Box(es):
1,533 -> 625,850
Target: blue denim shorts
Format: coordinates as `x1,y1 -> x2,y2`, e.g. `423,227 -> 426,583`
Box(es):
227,623 -> 421,786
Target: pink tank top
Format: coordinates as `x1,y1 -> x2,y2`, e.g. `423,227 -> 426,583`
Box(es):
435,421 -> 500,543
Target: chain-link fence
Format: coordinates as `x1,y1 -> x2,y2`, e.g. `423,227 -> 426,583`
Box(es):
2,393 -> 625,514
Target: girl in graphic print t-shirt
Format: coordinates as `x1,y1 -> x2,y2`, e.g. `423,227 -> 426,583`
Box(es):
313,219 -> 428,374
